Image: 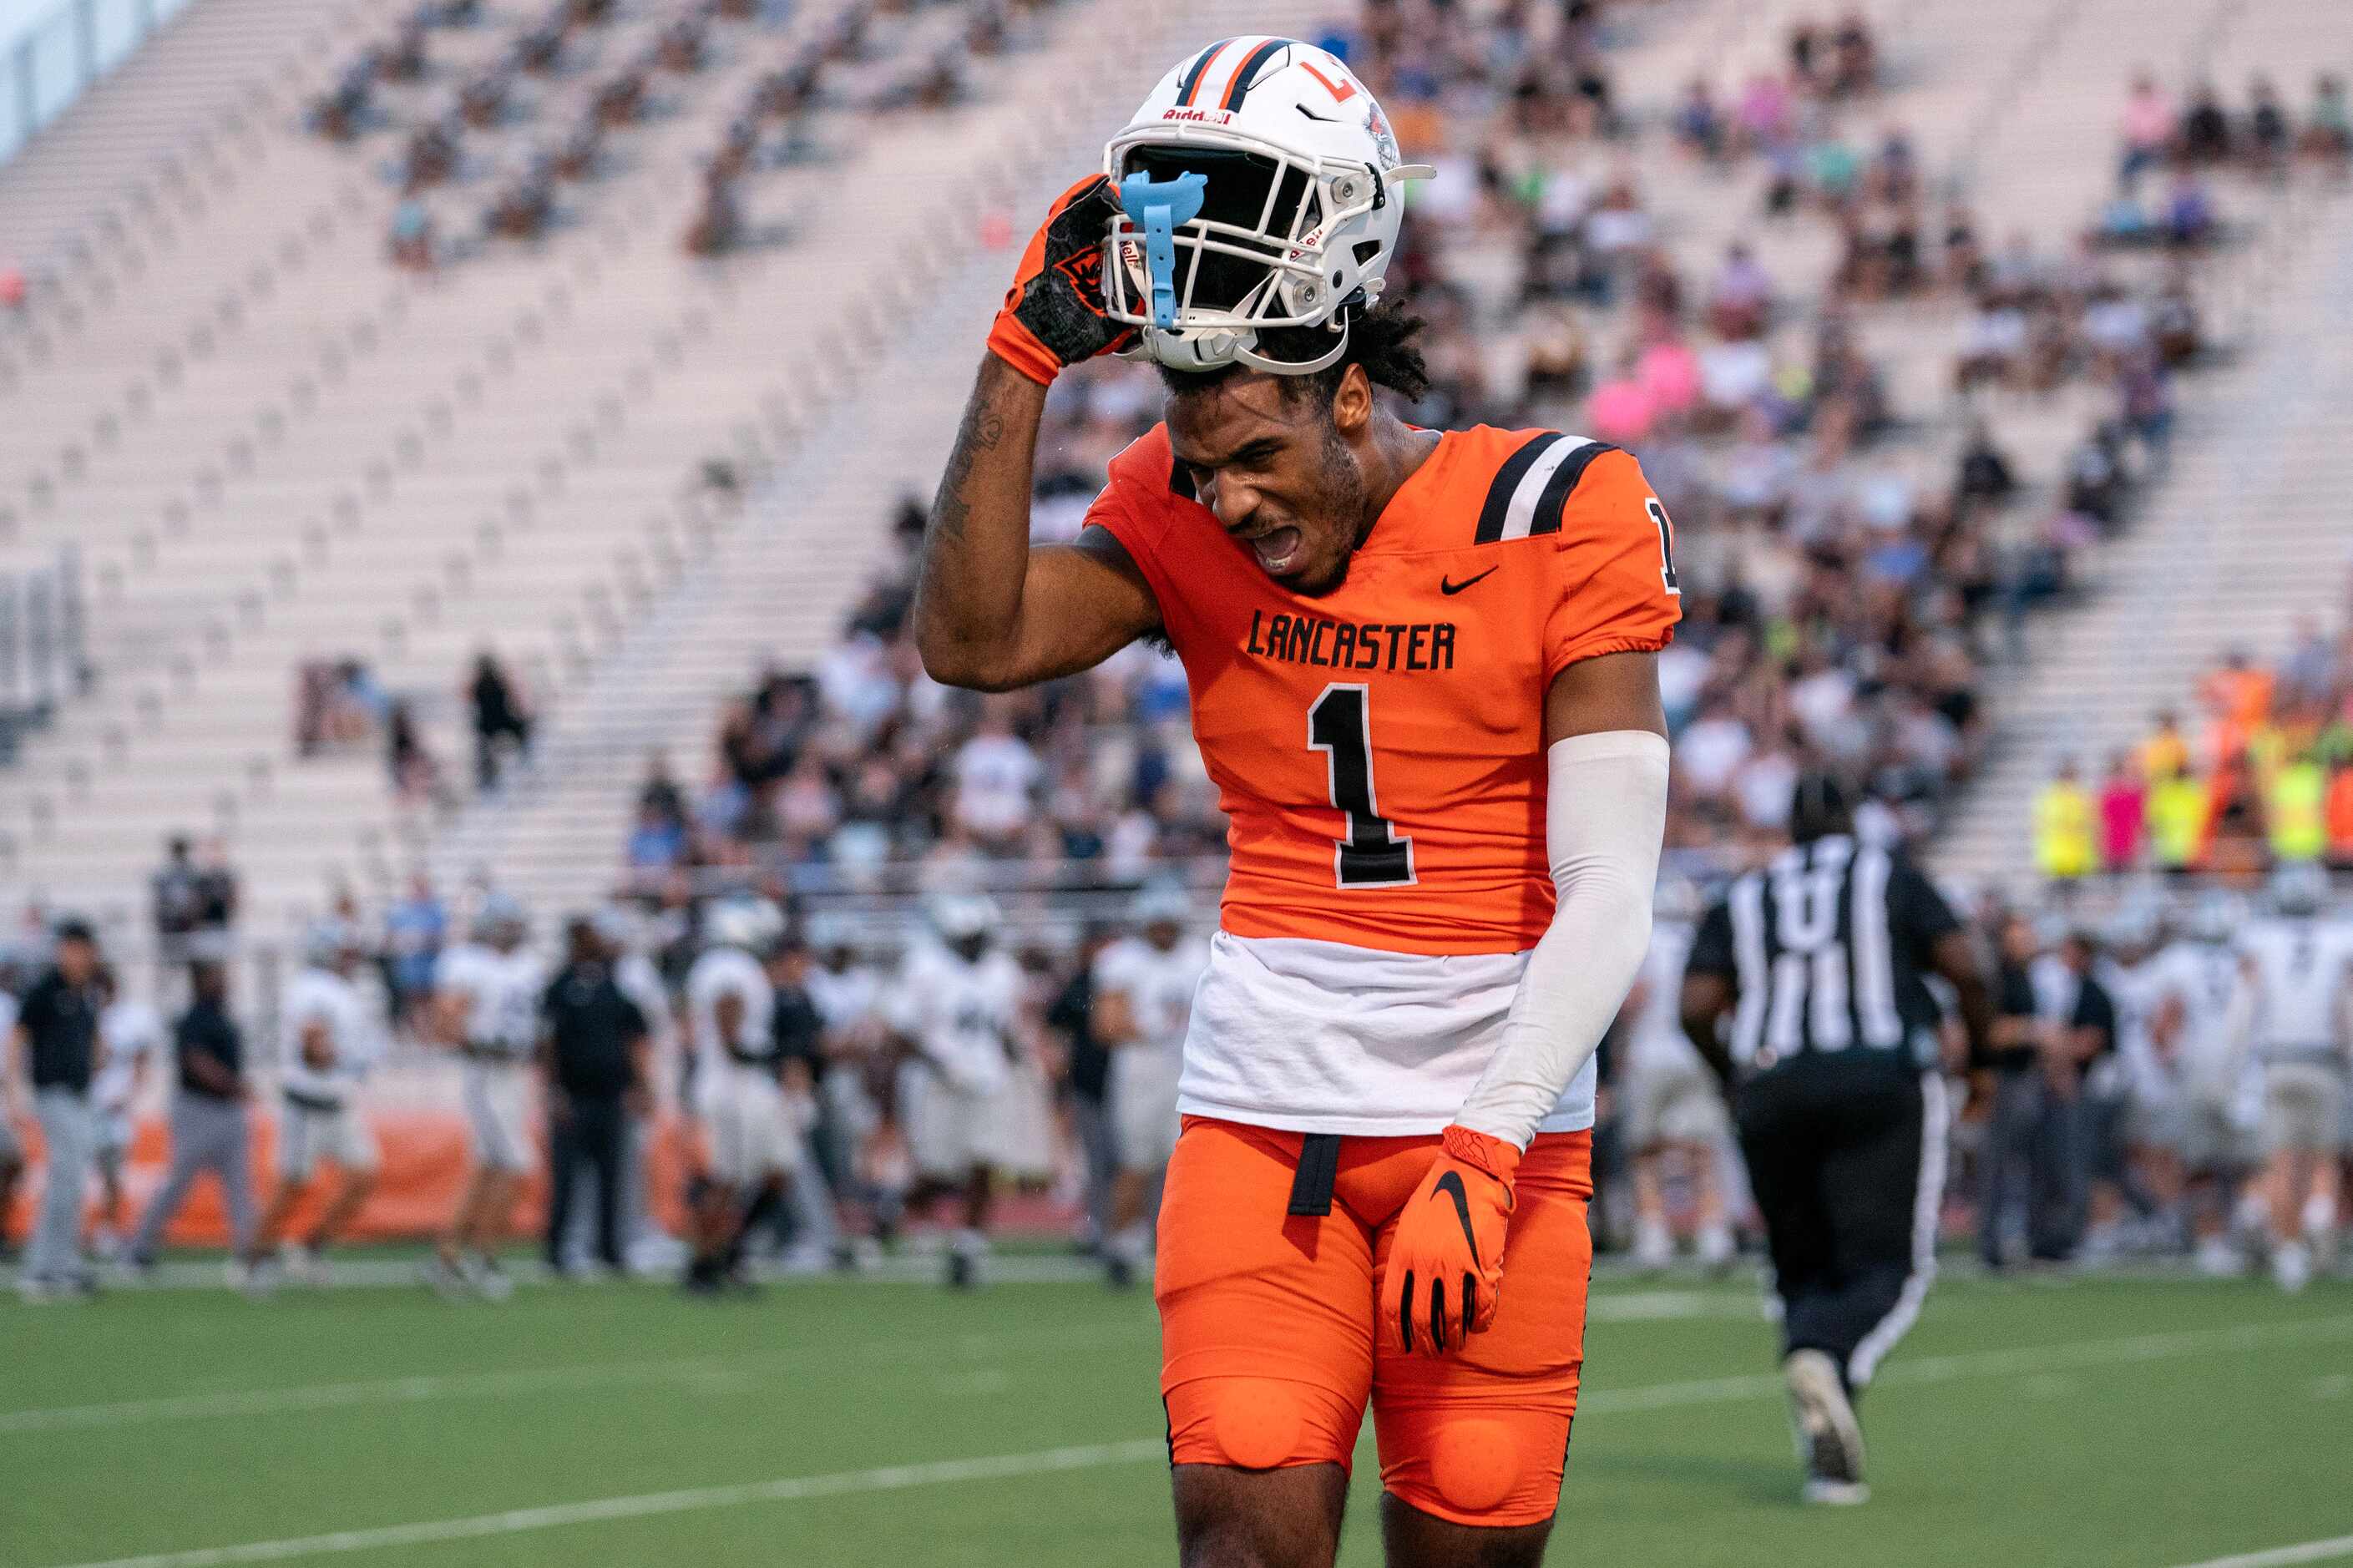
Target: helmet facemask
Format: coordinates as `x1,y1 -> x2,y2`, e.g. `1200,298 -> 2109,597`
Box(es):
1102,125 -> 1427,376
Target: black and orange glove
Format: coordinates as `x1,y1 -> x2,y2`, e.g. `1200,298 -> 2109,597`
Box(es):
986,175 -> 1134,384
1380,1125 -> 1521,1357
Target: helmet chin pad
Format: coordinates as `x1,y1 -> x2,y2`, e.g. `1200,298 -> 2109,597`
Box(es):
1126,312 -> 1352,377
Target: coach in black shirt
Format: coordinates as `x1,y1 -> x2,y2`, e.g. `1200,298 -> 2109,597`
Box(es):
540,917 -> 650,1275
13,921 -> 109,1295
1681,775 -> 1993,1505
129,961 -> 258,1268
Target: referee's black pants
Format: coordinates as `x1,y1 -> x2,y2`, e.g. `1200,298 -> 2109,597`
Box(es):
1734,1055 -> 1947,1393
546,1094 -> 628,1272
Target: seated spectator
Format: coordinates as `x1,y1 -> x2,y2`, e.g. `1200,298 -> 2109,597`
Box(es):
625,802 -> 686,873
2298,73 -> 2352,169
1735,70 -> 1795,152
389,200 -> 434,271
1698,335 -> 1774,427
2178,80 -> 2231,164
686,180 -> 742,256
487,163 -> 555,240
2162,171 -> 2219,247
1953,421 -> 2016,509
387,700 -> 440,806
1707,241 -> 1772,339
1673,78 -> 1727,161
1956,297 -> 2028,390
2246,74 -> 2290,176
2118,73 -> 2173,188
1828,9 -> 1877,97
458,68 -> 510,129
1940,203 -> 1984,292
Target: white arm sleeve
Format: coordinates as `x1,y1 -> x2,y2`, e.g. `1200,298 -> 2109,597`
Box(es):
1455,730 -> 1672,1149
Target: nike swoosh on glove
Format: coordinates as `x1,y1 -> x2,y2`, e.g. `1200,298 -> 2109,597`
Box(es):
1379,1125 -> 1521,1358
986,175 -> 1135,384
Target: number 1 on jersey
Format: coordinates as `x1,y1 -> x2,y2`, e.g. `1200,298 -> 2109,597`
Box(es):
1308,684 -> 1415,888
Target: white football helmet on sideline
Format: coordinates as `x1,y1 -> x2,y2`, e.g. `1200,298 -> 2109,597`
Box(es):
1102,37 -> 1431,376
704,896 -> 785,955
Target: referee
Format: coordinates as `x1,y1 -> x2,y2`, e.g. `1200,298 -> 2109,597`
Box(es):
1680,775 -> 1992,1505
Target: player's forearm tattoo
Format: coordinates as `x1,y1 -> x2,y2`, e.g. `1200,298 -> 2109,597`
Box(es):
914,356 -> 1048,684
929,394 -> 1008,546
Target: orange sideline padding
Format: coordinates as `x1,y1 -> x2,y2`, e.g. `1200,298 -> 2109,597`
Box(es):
3,1108 -> 703,1246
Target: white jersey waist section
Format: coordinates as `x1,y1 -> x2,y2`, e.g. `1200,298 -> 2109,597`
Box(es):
1178,931 -> 1595,1138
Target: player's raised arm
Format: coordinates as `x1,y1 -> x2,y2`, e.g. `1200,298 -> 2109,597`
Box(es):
914,178 -> 1163,693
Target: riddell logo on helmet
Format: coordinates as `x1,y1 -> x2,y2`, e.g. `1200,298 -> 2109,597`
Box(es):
1161,107 -> 1236,124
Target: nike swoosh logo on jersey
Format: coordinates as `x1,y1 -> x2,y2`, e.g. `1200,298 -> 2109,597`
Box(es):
1433,1169 -> 1481,1269
1439,566 -> 1498,595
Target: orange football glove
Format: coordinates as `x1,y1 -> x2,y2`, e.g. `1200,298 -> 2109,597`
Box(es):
986,175 -> 1135,384
1380,1125 -> 1521,1358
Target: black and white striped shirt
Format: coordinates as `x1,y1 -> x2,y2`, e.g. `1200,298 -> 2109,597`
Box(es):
1686,835 -> 1961,1073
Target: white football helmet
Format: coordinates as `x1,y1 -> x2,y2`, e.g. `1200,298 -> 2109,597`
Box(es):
1102,37 -> 1431,376
2268,861 -> 2328,918
704,895 -> 785,955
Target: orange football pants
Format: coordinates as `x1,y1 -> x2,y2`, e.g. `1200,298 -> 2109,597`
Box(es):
1156,1116 -> 1595,1528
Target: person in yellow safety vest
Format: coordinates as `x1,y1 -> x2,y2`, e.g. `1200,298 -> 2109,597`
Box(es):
2148,766 -> 2210,873
2034,758 -> 2098,880
2266,751 -> 2328,863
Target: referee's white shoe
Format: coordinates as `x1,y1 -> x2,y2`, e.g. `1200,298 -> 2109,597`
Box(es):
1784,1349 -> 1870,1505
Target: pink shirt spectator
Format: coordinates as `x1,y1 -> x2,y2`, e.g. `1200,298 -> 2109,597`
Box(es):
2099,776 -> 2147,867
1586,377 -> 1657,446
2122,83 -> 2173,150
1636,341 -> 1702,417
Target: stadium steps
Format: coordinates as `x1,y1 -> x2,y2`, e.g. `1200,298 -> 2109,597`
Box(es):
420,0 -> 1358,919
0,0 -> 1065,934
1932,189 -> 2353,888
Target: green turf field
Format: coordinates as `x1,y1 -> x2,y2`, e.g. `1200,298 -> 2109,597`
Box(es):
3,1262 -> 2350,1567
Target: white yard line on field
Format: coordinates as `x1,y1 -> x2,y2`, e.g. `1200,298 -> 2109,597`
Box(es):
0,1319 -> 1158,1436
40,1441 -> 1174,1568
0,1292 -> 1751,1438
2163,1535 -> 2353,1568
33,1314 -> 2353,1568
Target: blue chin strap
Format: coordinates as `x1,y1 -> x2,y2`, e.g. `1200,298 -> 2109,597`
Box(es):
1118,169 -> 1207,330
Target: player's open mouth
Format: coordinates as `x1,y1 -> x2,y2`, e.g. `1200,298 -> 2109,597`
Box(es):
1247,527 -> 1303,574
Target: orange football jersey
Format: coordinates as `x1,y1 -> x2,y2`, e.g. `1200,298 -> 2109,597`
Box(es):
1087,423 -> 1682,957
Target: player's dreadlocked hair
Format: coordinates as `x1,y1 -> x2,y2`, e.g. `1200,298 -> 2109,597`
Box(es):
1154,300 -> 1431,407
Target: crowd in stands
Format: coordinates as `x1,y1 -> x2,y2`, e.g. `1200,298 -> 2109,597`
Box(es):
620,4 -> 2273,894
314,0 -> 1014,269
2035,591 -> 2353,884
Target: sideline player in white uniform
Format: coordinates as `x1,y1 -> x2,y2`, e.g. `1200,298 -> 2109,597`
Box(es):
89,973 -> 165,1260
2141,893 -> 2260,1275
2087,900 -> 2169,1258
1621,879 -> 1733,1271
804,918 -> 891,1262
1090,883 -> 1208,1287
888,895 -> 1047,1288
425,893 -> 544,1299
2239,864 -> 2353,1290
682,897 -> 797,1293
250,922 -> 382,1283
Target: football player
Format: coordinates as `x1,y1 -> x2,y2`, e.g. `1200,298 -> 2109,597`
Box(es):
2142,892 -> 2263,1276
914,38 -> 1673,1565
681,897 -> 797,1294
2238,863 -> 2353,1289
425,893 -> 544,1299
1091,881 -> 1210,1288
249,921 -> 382,1285
886,895 -> 1049,1288
89,968 -> 165,1262
1616,878 -> 1733,1272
